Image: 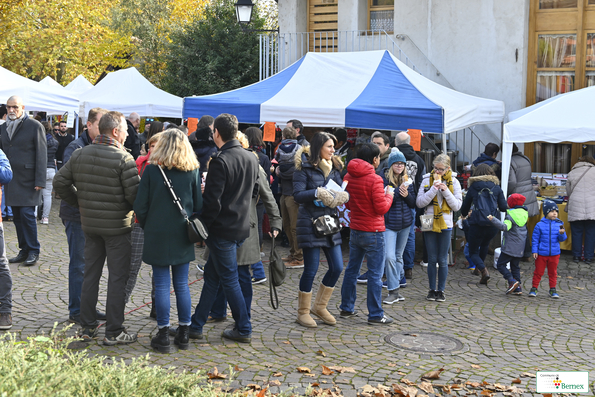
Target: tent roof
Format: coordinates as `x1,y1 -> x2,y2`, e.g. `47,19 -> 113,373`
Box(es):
503,86 -> 595,144
0,66 -> 79,113
79,67 -> 182,118
39,76 -> 63,88
65,75 -> 94,95
183,50 -> 504,133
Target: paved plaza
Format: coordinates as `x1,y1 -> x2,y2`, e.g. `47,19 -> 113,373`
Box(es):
3,200 -> 594,396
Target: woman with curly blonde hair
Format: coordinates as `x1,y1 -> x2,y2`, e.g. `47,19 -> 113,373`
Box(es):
133,128 -> 202,353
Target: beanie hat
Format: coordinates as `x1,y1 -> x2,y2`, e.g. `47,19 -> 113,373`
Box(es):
507,193 -> 526,208
387,148 -> 407,168
542,199 -> 558,216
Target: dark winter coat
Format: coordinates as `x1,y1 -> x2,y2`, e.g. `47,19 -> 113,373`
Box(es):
0,114 -> 47,206
276,139 -> 301,196
380,168 -> 416,232
200,139 -> 259,241
460,175 -> 508,225
134,165 -> 202,266
293,146 -> 343,249
189,127 -> 218,174
55,133 -> 75,163
532,217 -> 567,257
46,134 -> 59,168
472,152 -> 501,179
58,131 -> 93,223
124,119 -> 141,159
344,159 -> 392,232
375,150 -> 390,176
507,152 -> 538,217
53,138 -> 139,236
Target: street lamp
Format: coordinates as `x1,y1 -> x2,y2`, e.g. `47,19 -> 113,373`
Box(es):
235,0 -> 254,24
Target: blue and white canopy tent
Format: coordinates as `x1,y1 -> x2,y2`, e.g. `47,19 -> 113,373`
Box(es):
184,50 -> 504,145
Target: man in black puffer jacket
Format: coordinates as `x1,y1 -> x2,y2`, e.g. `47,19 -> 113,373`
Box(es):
188,115 -> 217,174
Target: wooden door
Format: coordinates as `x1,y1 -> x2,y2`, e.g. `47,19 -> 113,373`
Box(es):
308,0 -> 338,52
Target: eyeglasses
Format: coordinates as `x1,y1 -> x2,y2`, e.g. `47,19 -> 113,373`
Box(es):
393,163 -> 405,167
53,129 -> 59,132
434,167 -> 447,172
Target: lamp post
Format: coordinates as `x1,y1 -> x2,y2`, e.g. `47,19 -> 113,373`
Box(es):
235,0 -> 279,32
235,0 -> 254,24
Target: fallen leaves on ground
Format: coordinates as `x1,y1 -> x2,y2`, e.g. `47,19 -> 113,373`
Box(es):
511,378 -> 521,384
421,368 -> 444,380
328,366 -> 356,373
207,367 -> 227,379
268,380 -> 281,386
322,365 -> 334,375
272,372 -> 283,377
387,363 -> 396,367
401,379 -> 415,386
471,364 -> 481,369
256,387 -> 268,397
234,365 -> 244,372
283,341 -> 291,344
297,367 -> 311,373
418,382 -> 434,394
246,384 -> 261,390
520,372 -> 536,378
316,350 -> 327,357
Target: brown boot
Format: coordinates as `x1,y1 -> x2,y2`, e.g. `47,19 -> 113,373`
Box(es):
310,285 -> 336,325
296,291 -> 317,328
479,268 -> 490,284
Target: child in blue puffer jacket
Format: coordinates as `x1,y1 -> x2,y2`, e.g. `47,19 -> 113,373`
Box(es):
530,200 -> 567,298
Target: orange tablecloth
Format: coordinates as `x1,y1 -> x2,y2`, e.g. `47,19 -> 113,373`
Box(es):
526,202 -> 571,251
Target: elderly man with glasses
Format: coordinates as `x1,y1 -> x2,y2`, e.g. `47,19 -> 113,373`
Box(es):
0,95 -> 47,266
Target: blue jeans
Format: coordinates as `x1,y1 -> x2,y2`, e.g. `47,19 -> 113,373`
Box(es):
251,261 -> 266,280
403,208 -> 416,270
190,236 -> 251,335
210,266 -> 252,319
12,206 -> 40,254
467,225 -> 498,271
340,230 -> 385,321
1,186 -> 11,217
384,227 -> 409,291
424,230 -> 451,292
64,220 -> 85,317
299,244 -> 344,292
570,220 -> 595,260
152,263 -> 192,328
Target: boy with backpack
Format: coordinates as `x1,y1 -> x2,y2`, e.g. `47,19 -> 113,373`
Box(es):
487,194 -> 528,295
529,200 -> 567,299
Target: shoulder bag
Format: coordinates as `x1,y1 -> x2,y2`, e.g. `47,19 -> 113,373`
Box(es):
268,237 -> 286,309
157,166 -> 208,243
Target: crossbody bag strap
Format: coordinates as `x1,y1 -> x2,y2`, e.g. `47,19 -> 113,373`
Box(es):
157,165 -> 190,222
269,237 -> 279,310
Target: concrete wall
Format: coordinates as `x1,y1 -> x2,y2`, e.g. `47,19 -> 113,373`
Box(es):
278,0 -> 307,34
394,0 -> 531,146
338,0 -> 367,31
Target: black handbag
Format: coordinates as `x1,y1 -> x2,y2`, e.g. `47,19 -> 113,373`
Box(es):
268,237 -> 286,309
157,166 -> 208,243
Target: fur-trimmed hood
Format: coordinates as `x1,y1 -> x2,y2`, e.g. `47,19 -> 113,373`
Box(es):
295,145 -> 343,172
468,174 -> 500,187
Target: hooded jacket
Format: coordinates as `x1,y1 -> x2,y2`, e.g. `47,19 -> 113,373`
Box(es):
293,146 -> 343,248
566,161 -> 595,222
472,152 -> 501,179
489,207 -> 528,257
375,149 -> 390,176
188,126 -> 218,174
380,167 -> 416,231
532,217 -> 567,256
460,175 -> 508,225
344,159 -> 392,232
416,173 -> 463,230
507,152 -> 539,217
276,139 -> 301,196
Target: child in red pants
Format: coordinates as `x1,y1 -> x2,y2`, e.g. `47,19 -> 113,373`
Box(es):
529,200 -> 567,298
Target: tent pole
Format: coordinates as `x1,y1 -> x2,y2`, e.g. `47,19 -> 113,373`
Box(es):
75,113 -> 79,139
442,133 -> 447,154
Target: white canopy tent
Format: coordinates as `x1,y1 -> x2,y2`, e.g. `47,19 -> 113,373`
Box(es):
501,86 -> 595,196
65,75 -> 94,96
79,67 -> 182,118
39,76 -> 64,89
0,66 -> 79,114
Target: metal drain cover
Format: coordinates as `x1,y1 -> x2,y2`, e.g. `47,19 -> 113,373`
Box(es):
384,332 -> 463,353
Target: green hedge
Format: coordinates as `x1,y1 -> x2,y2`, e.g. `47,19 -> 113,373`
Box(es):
0,326 -> 235,397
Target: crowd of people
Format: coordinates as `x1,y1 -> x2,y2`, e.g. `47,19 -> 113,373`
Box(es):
0,95 -> 590,352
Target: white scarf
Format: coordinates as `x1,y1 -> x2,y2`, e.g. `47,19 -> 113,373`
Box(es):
6,113 -> 25,140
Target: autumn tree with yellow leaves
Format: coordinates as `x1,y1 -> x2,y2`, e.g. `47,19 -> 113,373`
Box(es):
0,0 -> 132,85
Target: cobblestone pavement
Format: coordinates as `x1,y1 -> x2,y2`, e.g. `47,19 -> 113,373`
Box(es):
3,200 -> 595,396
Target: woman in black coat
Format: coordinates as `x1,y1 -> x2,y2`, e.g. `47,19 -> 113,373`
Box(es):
460,164 -> 508,285
293,132 -> 349,328
41,121 -> 59,224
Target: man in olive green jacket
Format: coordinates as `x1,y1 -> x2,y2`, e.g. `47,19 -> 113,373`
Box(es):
53,111 -> 140,346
